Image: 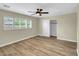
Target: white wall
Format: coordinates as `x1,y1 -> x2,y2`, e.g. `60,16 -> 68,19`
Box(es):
0,10 -> 39,47
39,19 -> 50,37
56,13 -> 77,42
41,13 -> 77,42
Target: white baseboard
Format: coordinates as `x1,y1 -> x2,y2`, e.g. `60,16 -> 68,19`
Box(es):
77,42 -> 79,56
38,34 -> 50,37
77,49 -> 79,56
0,35 -> 37,48
57,37 -> 77,43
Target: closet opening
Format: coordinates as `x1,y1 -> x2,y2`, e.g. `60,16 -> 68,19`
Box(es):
50,20 -> 57,39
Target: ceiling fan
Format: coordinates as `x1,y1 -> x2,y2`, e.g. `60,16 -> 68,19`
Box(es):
28,9 -> 49,16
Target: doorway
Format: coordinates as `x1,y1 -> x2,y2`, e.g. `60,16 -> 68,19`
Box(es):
50,20 -> 57,38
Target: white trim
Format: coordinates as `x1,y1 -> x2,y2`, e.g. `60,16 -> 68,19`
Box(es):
57,37 -> 77,43
0,35 -> 37,48
38,34 -> 50,37
77,41 -> 78,55
77,49 -> 79,56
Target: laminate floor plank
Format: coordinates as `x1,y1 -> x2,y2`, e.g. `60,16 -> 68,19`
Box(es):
0,36 -> 77,56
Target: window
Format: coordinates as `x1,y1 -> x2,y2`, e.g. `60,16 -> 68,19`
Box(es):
4,16 -> 13,30
14,18 -> 28,29
3,16 -> 32,30
27,20 -> 32,29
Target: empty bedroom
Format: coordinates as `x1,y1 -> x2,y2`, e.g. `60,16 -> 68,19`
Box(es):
0,3 -> 79,56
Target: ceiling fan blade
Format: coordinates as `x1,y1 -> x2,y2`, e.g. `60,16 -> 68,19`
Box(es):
31,13 -> 36,15
41,12 -> 49,14
40,9 -> 43,11
27,11 -> 35,13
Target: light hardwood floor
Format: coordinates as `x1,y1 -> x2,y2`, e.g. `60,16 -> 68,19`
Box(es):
0,36 -> 77,56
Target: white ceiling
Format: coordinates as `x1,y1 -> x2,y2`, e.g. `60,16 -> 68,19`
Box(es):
0,3 -> 78,18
